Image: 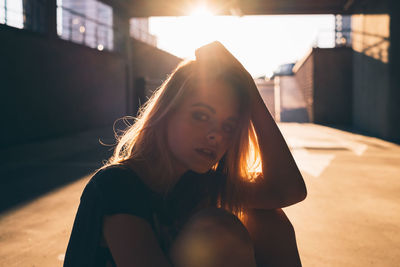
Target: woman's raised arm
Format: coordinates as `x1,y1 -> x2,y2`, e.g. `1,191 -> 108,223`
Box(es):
244,81 -> 307,209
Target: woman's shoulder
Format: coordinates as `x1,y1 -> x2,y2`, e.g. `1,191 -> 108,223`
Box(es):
84,164 -> 148,197
91,164 -> 138,183
82,164 -> 155,215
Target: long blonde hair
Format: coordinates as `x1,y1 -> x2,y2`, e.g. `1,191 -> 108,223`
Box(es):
107,52 -> 261,215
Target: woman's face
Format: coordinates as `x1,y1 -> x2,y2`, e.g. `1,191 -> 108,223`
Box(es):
167,80 -> 240,175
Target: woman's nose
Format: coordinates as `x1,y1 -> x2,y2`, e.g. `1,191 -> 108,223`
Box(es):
206,129 -> 223,145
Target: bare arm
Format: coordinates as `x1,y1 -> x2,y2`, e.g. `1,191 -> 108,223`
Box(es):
103,214 -> 173,267
243,84 -> 307,209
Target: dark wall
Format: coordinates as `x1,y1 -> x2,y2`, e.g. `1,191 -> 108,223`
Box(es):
351,14 -> 392,139
0,26 -> 128,148
313,47 -> 353,125
129,39 -> 182,113
294,47 -> 353,126
0,24 -> 182,149
352,51 -> 390,137
0,26 -> 129,148
130,39 -> 182,83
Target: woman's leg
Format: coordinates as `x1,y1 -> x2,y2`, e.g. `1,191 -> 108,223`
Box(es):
244,209 -> 302,267
170,208 -> 257,267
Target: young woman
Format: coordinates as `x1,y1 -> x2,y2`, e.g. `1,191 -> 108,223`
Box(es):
64,41 -> 307,267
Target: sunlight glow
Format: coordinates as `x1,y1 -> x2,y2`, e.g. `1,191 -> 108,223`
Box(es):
149,15 -> 335,77
188,5 -> 214,17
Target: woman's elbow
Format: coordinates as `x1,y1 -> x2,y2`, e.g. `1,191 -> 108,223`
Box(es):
283,182 -> 307,207
291,182 -> 307,204
297,185 -> 307,202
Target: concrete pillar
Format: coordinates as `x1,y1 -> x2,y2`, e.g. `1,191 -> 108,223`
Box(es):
45,0 -> 57,38
113,9 -> 135,115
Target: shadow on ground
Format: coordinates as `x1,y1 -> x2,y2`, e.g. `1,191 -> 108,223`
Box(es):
0,127 -> 114,213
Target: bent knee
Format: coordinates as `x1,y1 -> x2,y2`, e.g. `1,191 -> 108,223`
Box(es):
170,208 -> 256,267
187,208 -> 253,243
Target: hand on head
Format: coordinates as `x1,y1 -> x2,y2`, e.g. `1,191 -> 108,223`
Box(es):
195,41 -> 258,100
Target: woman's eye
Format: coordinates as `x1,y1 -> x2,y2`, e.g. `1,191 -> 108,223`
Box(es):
222,123 -> 236,133
192,111 -> 209,121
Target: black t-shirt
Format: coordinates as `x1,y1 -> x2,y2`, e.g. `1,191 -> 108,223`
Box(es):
63,165 -> 224,267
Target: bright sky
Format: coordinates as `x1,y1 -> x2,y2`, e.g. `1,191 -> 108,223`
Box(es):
149,14 -> 335,77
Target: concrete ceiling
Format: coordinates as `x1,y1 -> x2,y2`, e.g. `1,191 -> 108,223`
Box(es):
102,0 -> 389,17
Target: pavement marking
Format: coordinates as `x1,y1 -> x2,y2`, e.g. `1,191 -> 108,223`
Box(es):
286,137 -> 368,156
335,139 -> 367,156
285,135 -> 366,177
291,148 -> 335,178
285,131 -> 369,177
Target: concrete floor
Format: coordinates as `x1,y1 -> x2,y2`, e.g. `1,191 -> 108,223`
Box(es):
0,123 -> 399,267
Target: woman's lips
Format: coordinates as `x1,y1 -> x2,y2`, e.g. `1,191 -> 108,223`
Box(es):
195,148 -> 217,161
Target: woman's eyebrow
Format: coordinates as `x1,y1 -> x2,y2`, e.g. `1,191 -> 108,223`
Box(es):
192,103 -> 239,122
192,103 -> 216,113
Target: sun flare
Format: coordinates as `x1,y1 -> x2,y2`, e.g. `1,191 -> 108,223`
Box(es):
150,13 -> 336,77
159,4 -> 222,57
188,5 -> 214,17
